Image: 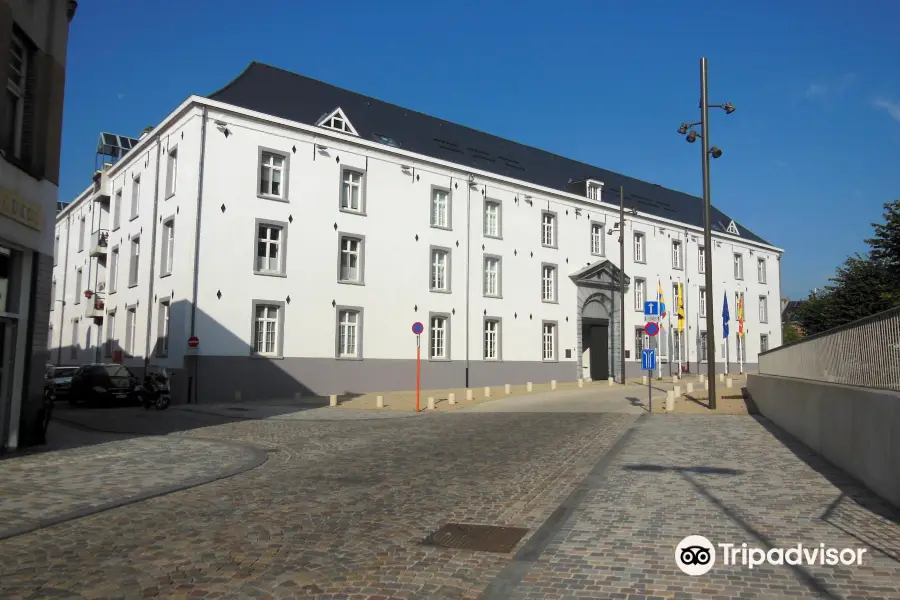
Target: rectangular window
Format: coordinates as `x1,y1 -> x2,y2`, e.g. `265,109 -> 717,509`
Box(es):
3,30 -> 28,159
699,331 -> 708,361
699,287 -> 707,317
256,224 -> 284,274
129,237 -> 140,287
429,315 -> 449,360
484,318 -> 500,360
431,188 -> 450,229
340,168 -> 364,213
757,258 -> 767,284
50,279 -> 56,310
634,278 -> 646,310
634,232 -> 645,263
54,235 -> 59,265
125,307 -> 137,357
110,246 -> 119,293
587,183 -> 601,200
430,248 -> 450,292
259,150 -> 287,199
105,311 -> 116,357
541,264 -> 557,302
759,296 -> 768,323
337,308 -> 361,358
542,321 -> 557,361
635,328 -> 648,357
157,300 -> 170,357
734,253 -> 744,280
672,331 -> 682,361
161,219 -> 175,276
113,189 -> 122,230
541,212 -> 556,247
130,177 -> 140,218
253,304 -> 279,356
760,334 -> 769,353
78,217 -> 86,251
698,246 -> 706,273
166,147 -> 178,197
71,320 -> 78,359
484,200 -> 501,238
48,322 -> 53,349
672,241 -> 682,269
591,222 -> 604,255
484,255 -> 501,297
338,235 -> 364,283
74,268 -> 82,304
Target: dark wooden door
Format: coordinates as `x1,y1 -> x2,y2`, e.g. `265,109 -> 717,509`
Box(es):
590,325 -> 609,381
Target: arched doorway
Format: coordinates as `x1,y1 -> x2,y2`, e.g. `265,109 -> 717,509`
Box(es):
582,295 -> 610,381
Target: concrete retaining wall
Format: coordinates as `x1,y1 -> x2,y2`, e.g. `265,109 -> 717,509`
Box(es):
747,374 -> 900,509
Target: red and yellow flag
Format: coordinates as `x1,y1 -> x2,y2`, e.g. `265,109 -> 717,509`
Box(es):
737,293 -> 745,338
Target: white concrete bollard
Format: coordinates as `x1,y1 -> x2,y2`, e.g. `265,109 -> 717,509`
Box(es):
466,389 -> 473,401
699,373 -> 705,382
608,376 -> 614,386
666,390 -> 675,412
448,393 -> 456,405
526,382 -> 533,392
329,394 -> 337,407
427,397 -> 435,410
672,375 -> 678,384
641,375 -> 648,385
726,378 -> 733,389
484,386 -> 492,397
704,380 -> 709,390
505,384 -> 511,395
719,373 -> 725,382
376,395 -> 384,408
577,379 -> 584,388
234,391 -> 242,402
686,382 -> 694,394
551,380 -> 557,390
674,385 -> 681,397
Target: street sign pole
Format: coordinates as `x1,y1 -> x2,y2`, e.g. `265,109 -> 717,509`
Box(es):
412,321 -> 424,413
648,364 -> 652,414
641,348 -> 656,414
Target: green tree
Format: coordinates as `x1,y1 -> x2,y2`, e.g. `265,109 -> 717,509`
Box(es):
782,323 -> 803,344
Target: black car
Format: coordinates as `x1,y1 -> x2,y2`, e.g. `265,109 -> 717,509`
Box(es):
68,364 -> 140,407
44,366 -> 80,401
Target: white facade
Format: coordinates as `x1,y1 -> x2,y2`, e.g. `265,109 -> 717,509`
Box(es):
49,94 -> 783,403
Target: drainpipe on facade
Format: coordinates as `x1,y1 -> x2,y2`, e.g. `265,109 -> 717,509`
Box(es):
142,134 -> 163,374
57,215 -> 71,365
464,177 -> 472,388
188,107 -> 209,403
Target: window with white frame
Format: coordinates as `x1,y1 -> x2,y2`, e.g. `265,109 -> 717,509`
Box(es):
259,150 -> 287,198
430,248 -> 450,292
484,200 -> 501,237
339,235 -> 363,283
672,240 -> 683,269
541,264 -> 556,302
541,212 -> 556,247
673,331 -> 683,361
591,222 -> 604,255
319,108 -> 357,135
54,235 -> 59,265
341,168 -> 364,213
431,188 -> 450,228
113,189 -> 122,229
635,328 -> 648,357
256,224 -> 283,274
734,253 -> 744,279
757,258 -> 766,284
253,304 -> 280,356
129,236 -> 140,287
158,300 -> 170,356
165,147 -> 178,197
484,256 -> 501,297
110,246 -> 119,293
125,307 -> 137,357
161,219 -> 175,276
587,182 -> 601,200
699,331 -> 708,361
105,311 -> 116,357
760,334 -> 769,352
484,318 -> 500,360
50,279 -> 56,310
130,177 -> 140,218
430,315 -> 448,359
699,287 -> 707,317
48,322 -> 53,349
337,309 -> 360,358
634,232 -> 645,262
78,217 -> 85,251
71,320 -> 78,358
759,296 -> 768,323
698,246 -> 706,273
74,268 -> 82,304
634,278 -> 646,310
3,30 -> 28,159
542,322 -> 556,361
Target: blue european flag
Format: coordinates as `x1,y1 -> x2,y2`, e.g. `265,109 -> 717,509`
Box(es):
722,292 -> 730,339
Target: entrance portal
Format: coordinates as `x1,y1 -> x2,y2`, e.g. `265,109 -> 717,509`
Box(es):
589,323 -> 609,380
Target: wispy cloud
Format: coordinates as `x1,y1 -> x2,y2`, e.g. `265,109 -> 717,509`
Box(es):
804,73 -> 856,99
872,97 -> 900,122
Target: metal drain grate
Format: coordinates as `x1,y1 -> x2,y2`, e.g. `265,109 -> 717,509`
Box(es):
421,523 -> 529,553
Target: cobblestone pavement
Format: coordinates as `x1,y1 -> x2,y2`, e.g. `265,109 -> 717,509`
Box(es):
489,415 -> 900,600
0,411 -> 635,599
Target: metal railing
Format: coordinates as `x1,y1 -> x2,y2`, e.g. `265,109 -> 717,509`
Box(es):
759,306 -> 900,391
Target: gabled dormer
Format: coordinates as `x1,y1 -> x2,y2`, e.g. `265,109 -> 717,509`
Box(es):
316,107 -> 358,136
586,179 -> 604,201
726,220 -> 740,235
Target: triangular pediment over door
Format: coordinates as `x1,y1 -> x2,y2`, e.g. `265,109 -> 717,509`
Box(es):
569,259 -> 630,289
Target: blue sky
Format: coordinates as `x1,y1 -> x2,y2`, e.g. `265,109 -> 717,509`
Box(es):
59,0 -> 900,299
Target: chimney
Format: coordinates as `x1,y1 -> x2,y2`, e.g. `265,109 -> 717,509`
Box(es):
139,126 -> 154,140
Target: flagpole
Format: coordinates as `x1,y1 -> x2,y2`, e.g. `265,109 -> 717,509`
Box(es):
667,280 -> 673,379
657,281 -> 662,380
739,291 -> 744,375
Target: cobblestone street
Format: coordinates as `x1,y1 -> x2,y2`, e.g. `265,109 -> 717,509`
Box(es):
1,402 -> 898,599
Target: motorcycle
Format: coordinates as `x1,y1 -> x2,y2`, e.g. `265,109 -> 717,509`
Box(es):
138,370 -> 171,411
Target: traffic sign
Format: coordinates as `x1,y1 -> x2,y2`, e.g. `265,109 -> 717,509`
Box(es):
644,322 -> 660,337
412,321 -> 424,335
187,336 -> 199,348
643,301 -> 659,316
641,349 -> 657,371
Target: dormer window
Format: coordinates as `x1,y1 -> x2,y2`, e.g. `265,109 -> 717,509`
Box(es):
586,179 -> 603,201
317,107 -> 358,136
726,220 -> 740,235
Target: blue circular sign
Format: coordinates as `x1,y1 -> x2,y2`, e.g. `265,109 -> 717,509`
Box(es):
412,321 -> 424,335
644,322 -> 660,337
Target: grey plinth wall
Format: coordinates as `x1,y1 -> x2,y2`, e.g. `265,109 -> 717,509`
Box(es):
748,374 -> 900,509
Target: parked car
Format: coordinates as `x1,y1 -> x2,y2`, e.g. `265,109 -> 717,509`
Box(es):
44,366 -> 80,402
67,364 -> 140,407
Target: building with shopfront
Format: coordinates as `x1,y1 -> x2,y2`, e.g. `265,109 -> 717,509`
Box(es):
49,62 -> 783,404
0,0 -> 77,450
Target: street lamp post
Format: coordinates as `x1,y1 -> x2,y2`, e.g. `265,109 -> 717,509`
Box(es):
677,57 -> 735,410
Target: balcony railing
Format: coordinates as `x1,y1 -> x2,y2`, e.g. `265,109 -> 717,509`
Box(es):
84,295 -> 105,319
89,229 -> 109,257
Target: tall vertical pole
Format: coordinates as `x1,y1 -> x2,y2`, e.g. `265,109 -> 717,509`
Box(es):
701,57 -> 717,409
619,186 -> 626,385
416,336 -> 421,413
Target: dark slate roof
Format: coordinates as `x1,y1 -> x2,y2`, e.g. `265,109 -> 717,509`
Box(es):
208,62 -> 773,246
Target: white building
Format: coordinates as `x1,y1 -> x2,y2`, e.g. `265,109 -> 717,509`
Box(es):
49,62 -> 783,403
